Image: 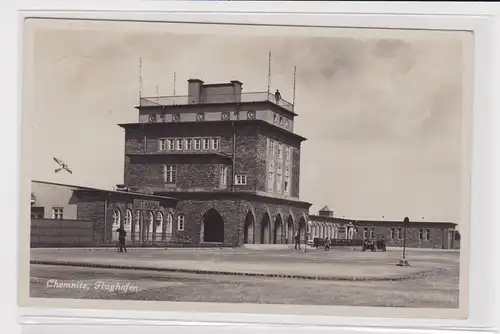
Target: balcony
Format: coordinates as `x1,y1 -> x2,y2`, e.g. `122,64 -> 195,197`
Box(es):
139,92 -> 295,113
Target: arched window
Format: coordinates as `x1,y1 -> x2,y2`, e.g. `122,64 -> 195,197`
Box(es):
124,209 -> 133,241
148,212 -> 154,241
156,212 -> 164,242
111,209 -> 121,241
166,213 -> 173,240
133,211 -> 141,242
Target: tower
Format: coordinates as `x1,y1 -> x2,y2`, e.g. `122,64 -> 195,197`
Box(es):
119,79 -> 312,246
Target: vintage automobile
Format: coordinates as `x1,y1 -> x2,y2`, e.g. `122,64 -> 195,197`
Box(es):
362,239 -> 376,252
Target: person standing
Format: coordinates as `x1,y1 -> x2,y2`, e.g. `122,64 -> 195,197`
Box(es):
274,89 -> 282,104
116,226 -> 127,253
324,237 -> 331,251
294,232 -> 301,250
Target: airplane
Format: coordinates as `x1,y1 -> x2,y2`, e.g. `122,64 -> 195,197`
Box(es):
53,157 -> 72,174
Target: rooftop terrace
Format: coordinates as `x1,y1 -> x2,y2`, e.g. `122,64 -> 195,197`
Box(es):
139,91 -> 295,113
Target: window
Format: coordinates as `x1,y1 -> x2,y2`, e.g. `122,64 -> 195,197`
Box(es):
284,175 -> 289,193
267,171 -> 274,191
167,139 -> 175,150
270,140 -> 275,156
166,213 -> 173,235
52,207 -> 63,219
147,212 -> 154,241
273,114 -> 277,123
426,229 -> 431,241
276,172 -> 282,192
185,138 -> 192,150
419,229 -> 424,241
235,174 -> 247,185
112,209 -> 121,232
176,139 -> 183,150
159,139 -> 166,151
369,228 -> 374,239
219,166 -> 228,187
164,165 -> 177,184
202,138 -> 210,150
124,209 -> 132,237
155,212 -> 164,242
397,228 -> 402,239
277,144 -> 282,160
363,228 -> 368,239
390,228 -> 395,239
194,138 -> 201,150
177,215 -> 185,231
211,138 -> 219,150
279,116 -> 283,126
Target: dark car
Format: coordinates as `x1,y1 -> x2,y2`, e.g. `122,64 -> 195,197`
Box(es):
362,239 -> 376,252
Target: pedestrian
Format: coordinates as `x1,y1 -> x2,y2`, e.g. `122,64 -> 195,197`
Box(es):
274,89 -> 281,104
381,237 -> 387,252
116,226 -> 127,253
324,237 -> 331,251
294,232 -> 301,250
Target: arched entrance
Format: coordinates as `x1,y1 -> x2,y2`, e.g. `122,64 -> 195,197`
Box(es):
201,209 -> 225,243
273,214 -> 283,244
243,211 -> 255,244
260,213 -> 271,244
287,216 -> 294,244
298,216 -> 307,245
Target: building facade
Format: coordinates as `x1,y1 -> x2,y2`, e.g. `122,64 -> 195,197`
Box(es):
308,205 -> 460,249
119,79 -> 311,247
30,181 -> 178,246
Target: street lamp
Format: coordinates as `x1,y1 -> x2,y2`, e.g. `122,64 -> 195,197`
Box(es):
397,217 -> 410,267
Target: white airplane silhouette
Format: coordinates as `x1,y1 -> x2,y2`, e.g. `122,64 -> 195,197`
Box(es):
53,157 -> 72,174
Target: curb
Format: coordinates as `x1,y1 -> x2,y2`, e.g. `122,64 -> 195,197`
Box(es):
30,260 -> 447,282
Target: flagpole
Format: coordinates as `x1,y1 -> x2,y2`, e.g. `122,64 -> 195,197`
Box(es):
139,57 -> 143,103
267,51 -> 272,94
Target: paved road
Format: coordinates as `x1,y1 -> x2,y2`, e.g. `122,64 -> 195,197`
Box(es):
30,263 -> 459,308
30,247 -> 460,279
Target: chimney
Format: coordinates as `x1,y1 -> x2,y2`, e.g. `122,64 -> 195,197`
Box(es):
230,80 -> 243,103
187,79 -> 203,104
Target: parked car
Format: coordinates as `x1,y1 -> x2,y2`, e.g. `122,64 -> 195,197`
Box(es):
362,239 -> 376,252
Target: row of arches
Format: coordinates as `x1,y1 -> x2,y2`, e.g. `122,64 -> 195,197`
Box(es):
111,208 -> 174,243
309,223 -> 341,240
243,211 -> 307,245
110,207 -> 307,245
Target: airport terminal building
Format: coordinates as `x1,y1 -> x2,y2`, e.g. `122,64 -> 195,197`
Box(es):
30,79 -> 459,250
31,79 -> 311,247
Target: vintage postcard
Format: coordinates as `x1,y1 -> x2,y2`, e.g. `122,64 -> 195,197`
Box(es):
19,18 -> 473,319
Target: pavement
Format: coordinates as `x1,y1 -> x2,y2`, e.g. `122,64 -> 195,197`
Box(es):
29,247 -> 459,282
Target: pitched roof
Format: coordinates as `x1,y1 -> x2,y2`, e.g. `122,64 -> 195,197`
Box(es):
319,205 -> 332,212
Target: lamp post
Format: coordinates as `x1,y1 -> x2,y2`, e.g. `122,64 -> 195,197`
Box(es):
397,217 -> 410,267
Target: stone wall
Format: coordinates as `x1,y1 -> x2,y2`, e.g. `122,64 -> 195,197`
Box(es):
30,218 -> 94,247
175,198 -> 309,246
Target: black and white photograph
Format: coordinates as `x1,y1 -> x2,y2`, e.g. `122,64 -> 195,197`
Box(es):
20,18 -> 472,318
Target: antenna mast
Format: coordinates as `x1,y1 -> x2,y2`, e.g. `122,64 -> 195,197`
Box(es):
139,57 -> 143,102
292,65 -> 297,109
173,72 -> 177,95
267,51 -> 272,94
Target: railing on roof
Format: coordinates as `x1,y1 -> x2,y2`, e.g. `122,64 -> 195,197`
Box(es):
140,91 -> 295,113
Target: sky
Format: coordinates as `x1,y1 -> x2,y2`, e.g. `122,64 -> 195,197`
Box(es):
25,19 -> 471,225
